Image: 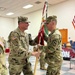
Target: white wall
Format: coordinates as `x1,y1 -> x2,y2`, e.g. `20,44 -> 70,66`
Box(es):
23,10 -> 42,37
0,0 -> 75,41
24,0 -> 75,41
0,17 -> 15,40
48,0 -> 75,41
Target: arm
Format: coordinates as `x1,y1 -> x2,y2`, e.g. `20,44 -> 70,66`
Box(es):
28,34 -> 38,45
43,33 -> 48,42
39,34 -> 61,53
8,32 -> 40,58
29,34 -> 48,45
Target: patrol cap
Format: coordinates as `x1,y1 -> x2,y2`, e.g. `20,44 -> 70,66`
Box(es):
18,16 -> 30,23
45,15 -> 57,24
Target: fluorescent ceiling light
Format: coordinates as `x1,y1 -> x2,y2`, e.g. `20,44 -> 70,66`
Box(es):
23,4 -> 33,9
6,12 -> 14,15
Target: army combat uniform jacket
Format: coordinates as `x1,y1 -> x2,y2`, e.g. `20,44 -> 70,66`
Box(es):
40,29 -> 63,69
8,28 -> 36,65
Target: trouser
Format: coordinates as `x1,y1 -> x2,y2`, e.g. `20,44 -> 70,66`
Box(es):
40,51 -> 46,68
9,62 -> 33,75
46,62 -> 62,75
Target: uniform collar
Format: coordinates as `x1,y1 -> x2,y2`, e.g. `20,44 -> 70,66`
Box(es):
49,28 -> 58,36
17,28 -> 25,36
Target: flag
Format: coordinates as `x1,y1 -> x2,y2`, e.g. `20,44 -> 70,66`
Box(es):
38,0 -> 48,45
72,16 -> 75,29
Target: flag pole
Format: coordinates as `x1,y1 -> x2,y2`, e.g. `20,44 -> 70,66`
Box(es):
34,0 -> 48,75
34,57 -> 39,75
46,0 -> 48,19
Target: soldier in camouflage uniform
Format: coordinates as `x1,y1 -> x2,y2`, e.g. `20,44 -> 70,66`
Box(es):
39,15 -> 63,75
8,16 -> 40,75
0,37 -> 7,75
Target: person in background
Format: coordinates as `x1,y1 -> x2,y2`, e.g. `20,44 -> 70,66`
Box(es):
33,45 -> 46,70
8,16 -> 40,75
0,37 -> 8,75
2,37 -> 7,50
40,50 -> 46,70
38,15 -> 63,75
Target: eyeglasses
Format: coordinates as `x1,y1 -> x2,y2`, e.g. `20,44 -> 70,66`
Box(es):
21,22 -> 29,24
45,23 -> 49,24
25,22 -> 29,24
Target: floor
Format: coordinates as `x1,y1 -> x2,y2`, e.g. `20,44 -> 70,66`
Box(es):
6,54 -> 75,75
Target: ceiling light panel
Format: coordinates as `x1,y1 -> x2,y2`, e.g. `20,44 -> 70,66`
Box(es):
6,12 -> 14,15
23,4 -> 33,9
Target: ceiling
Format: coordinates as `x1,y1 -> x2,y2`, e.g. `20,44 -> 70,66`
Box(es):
0,0 -> 69,18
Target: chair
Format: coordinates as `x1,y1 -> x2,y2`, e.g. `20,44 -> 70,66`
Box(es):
70,58 -> 75,69
70,41 -> 75,69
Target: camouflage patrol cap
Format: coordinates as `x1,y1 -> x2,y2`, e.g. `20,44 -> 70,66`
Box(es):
18,16 -> 30,23
45,15 -> 57,24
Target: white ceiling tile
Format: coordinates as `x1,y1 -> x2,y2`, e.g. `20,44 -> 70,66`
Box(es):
0,0 -> 69,18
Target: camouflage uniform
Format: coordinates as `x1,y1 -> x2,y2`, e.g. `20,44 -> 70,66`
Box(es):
0,38 -> 7,75
39,16 -> 63,75
8,28 -> 35,75
40,50 -> 46,69
8,17 -> 37,75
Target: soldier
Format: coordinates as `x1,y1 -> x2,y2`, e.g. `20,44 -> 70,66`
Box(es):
8,16 -> 40,75
38,15 -> 63,75
0,37 -> 8,75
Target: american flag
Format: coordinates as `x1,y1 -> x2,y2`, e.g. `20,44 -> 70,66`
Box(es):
38,0 -> 48,45
72,16 -> 75,29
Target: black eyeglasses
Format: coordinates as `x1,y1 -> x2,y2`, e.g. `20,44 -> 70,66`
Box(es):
45,23 -> 49,24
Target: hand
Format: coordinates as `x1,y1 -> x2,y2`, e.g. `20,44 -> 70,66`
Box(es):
32,51 -> 40,58
33,46 -> 38,52
37,44 -> 42,49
